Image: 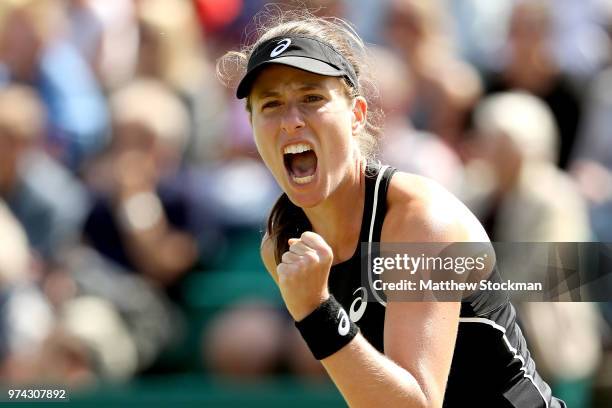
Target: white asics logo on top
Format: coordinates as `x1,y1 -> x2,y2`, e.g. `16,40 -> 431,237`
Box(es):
270,38 -> 291,57
350,287 -> 368,323
337,308 -> 350,336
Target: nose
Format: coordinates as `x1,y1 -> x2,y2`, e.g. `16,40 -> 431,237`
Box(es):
280,103 -> 305,136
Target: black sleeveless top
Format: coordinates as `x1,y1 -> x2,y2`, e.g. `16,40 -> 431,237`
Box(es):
327,162 -> 566,408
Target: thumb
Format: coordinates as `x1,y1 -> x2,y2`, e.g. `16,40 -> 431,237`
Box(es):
288,238 -> 299,245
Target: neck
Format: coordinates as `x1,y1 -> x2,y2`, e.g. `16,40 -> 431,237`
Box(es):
505,49 -> 556,92
303,159 -> 366,265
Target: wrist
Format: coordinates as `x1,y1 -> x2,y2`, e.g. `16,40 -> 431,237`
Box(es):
295,295 -> 359,360
291,291 -> 330,321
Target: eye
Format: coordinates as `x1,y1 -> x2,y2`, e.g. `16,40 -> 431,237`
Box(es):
261,100 -> 281,110
304,94 -> 324,103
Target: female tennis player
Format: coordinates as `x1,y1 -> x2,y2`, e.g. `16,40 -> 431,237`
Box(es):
219,11 -> 565,408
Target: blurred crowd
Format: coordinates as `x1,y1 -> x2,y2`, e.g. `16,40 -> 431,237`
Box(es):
0,0 -> 611,406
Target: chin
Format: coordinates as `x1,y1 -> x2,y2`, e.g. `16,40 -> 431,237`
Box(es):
285,189 -> 325,209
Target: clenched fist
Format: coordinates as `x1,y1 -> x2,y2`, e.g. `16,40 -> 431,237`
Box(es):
277,231 -> 333,321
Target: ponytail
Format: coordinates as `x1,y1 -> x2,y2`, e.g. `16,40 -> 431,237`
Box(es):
266,193 -> 312,264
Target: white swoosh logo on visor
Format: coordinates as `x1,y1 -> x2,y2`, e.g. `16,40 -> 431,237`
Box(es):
270,38 -> 292,57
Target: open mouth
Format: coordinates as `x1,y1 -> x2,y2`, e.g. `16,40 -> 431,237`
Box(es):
283,143 -> 318,185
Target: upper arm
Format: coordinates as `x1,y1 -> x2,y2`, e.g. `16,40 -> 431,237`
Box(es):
380,173 -> 486,406
260,233 -> 279,284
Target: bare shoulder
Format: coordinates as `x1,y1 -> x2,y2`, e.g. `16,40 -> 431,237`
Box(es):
383,172 -> 489,243
260,233 -> 279,283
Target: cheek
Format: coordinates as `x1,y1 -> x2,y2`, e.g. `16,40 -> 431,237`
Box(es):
251,119 -> 278,166
326,110 -> 354,143
317,113 -> 355,163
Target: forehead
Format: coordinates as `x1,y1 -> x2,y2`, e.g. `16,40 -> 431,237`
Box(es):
250,65 -> 344,98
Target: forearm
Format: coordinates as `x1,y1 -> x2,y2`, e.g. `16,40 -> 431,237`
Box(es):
321,334 -> 432,408
116,191 -> 197,282
124,226 -> 197,283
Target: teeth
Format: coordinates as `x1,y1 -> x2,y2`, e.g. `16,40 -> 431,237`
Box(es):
283,143 -> 312,154
292,174 -> 315,184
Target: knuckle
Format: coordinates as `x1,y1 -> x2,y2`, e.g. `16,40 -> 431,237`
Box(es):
301,231 -> 318,243
323,246 -> 334,259
278,264 -> 294,279
304,251 -> 318,263
296,257 -> 308,268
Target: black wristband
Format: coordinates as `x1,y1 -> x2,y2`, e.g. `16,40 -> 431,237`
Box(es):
295,295 -> 359,360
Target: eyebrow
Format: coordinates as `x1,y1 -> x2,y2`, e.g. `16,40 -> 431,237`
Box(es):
255,83 -> 325,99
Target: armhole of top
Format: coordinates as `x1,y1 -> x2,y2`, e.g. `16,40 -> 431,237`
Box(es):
370,166 -> 396,243
364,164 -> 396,307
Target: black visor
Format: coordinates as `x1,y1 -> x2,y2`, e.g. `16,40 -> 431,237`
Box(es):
236,35 -> 358,99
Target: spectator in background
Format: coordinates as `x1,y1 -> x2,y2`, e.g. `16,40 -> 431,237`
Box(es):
382,0 -> 455,132
382,0 -> 482,152
82,79 -> 198,293
0,197 -> 165,385
0,85 -> 88,259
203,301 -> 287,378
0,199 -> 56,385
371,46 -> 464,192
570,13 -> 612,359
570,2 -> 612,242
446,0 -> 515,71
465,92 -> 600,407
571,68 -> 612,241
0,0 -> 108,170
484,0 -> 583,170
466,92 -> 589,242
65,0 -> 139,90
428,58 -> 483,154
135,0 -> 227,164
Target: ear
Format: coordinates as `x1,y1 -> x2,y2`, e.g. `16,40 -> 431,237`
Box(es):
351,96 -> 367,136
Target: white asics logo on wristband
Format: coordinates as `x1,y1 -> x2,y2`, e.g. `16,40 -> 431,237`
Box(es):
270,38 -> 291,57
350,287 -> 368,323
337,308 -> 350,336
